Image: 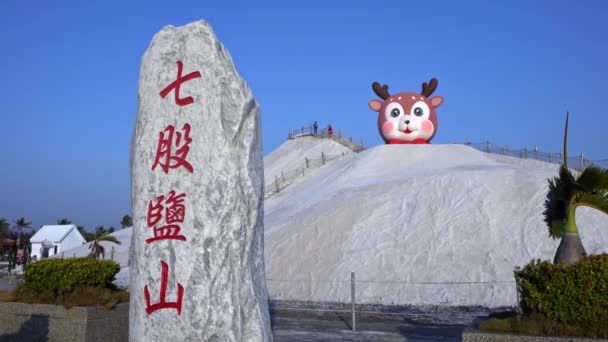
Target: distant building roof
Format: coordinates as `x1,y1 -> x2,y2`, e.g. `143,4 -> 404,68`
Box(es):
30,225 -> 84,243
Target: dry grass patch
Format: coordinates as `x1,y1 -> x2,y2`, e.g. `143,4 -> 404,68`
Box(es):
0,289 -> 16,302
479,312 -> 608,339
12,286 -> 129,309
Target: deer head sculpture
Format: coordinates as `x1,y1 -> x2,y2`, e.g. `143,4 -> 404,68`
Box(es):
368,78 -> 444,144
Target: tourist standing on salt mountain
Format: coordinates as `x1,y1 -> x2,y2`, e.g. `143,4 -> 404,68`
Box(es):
313,121 -> 318,135
328,124 -> 333,138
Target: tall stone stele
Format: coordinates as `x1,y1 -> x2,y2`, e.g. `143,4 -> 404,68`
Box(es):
129,20 -> 272,341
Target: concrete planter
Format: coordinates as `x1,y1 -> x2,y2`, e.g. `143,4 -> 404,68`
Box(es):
0,301 -> 128,342
463,328 -> 608,342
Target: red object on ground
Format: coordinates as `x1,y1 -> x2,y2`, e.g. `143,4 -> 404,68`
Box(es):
327,125 -> 333,137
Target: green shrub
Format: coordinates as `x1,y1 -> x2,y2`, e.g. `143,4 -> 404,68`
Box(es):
18,258 -> 120,296
514,254 -> 608,327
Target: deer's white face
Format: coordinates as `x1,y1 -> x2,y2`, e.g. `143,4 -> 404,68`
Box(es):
381,99 -> 435,142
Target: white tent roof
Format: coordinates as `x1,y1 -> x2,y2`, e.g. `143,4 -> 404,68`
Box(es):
30,224 -> 82,243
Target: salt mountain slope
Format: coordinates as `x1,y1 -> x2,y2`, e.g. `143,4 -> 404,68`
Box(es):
263,143 -> 608,308
263,136 -> 352,186
58,140 -> 608,308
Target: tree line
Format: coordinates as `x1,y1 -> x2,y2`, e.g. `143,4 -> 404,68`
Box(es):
0,215 -> 132,256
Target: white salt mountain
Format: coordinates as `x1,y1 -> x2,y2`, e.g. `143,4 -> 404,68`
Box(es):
62,140 -> 608,308
130,20 -> 271,341
264,136 -> 352,188
264,144 -> 608,307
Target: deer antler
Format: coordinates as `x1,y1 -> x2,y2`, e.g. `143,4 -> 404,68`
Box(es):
372,82 -> 391,100
421,78 -> 438,97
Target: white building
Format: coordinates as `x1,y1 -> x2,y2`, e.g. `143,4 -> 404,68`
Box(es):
30,225 -> 87,260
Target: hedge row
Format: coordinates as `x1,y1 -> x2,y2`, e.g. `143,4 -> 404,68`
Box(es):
18,258 -> 120,296
515,254 -> 608,327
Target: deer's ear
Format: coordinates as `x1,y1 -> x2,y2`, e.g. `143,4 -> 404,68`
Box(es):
430,96 -> 443,108
368,100 -> 383,112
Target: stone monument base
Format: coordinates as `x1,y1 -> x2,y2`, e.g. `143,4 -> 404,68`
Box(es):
0,302 -> 128,342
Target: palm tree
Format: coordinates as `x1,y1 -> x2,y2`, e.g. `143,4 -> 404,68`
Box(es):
0,217 -> 9,238
88,226 -> 120,259
57,218 -> 72,225
13,217 -> 32,243
120,215 -> 133,229
543,112 -> 608,265
0,218 -> 9,255
77,226 -> 91,242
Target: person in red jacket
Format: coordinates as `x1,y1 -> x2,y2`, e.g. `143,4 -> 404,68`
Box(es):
327,125 -> 333,138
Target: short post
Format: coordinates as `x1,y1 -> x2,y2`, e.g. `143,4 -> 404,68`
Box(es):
111,246 -> 115,261
351,271 -> 356,333
321,152 -> 325,165
524,146 -> 528,159
275,176 -> 280,193
515,281 -> 521,314
305,157 -> 309,168
486,141 -> 491,153
281,171 -> 285,182
580,152 -> 585,171
504,145 -> 508,156
534,146 -> 538,160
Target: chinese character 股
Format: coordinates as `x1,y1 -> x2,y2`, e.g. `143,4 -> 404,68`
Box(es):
152,123 -> 193,174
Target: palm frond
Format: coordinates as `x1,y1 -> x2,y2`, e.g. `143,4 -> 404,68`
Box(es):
97,235 -> 121,244
575,166 -> 608,193
573,190 -> 608,215
543,165 -> 577,237
549,219 -> 566,239
563,111 -> 569,168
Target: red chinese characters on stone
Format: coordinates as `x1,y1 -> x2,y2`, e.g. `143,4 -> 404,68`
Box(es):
152,123 -> 194,174
144,261 -> 184,315
159,61 -> 202,107
146,190 -> 187,244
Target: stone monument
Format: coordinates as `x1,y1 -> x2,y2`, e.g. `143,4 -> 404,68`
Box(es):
130,20 -> 272,341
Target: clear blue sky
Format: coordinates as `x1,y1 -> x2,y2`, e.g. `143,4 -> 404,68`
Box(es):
1,0 -> 607,232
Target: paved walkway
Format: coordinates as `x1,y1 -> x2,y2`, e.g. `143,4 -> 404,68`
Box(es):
270,306 -> 484,341
0,278 -> 21,291
0,285 -> 488,341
